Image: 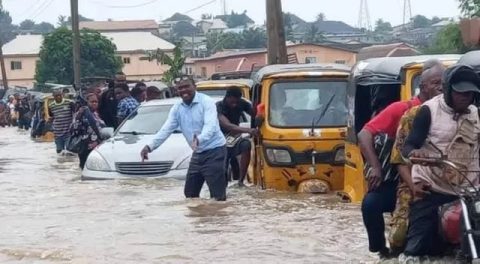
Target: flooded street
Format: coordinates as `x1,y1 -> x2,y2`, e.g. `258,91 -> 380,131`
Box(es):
0,127 -> 375,264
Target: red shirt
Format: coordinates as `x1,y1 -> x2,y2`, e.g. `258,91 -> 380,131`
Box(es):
364,97 -> 421,138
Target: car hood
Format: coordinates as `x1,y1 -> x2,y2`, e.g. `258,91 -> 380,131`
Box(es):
96,133 -> 192,168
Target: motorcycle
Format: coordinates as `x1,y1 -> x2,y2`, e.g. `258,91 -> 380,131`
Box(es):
410,142 -> 480,264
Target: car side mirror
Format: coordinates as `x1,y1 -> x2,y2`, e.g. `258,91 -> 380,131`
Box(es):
100,127 -> 114,139
254,116 -> 264,128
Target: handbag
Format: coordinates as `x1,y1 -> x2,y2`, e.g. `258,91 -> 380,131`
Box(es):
66,135 -> 85,154
226,134 -> 242,148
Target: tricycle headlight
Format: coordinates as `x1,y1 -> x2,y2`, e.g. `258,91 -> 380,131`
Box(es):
266,148 -> 292,164
85,150 -> 111,171
334,148 -> 345,163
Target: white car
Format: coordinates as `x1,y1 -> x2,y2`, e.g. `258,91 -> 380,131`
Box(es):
82,98 -> 194,180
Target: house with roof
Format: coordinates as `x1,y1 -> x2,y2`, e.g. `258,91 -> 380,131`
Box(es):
197,19 -> 229,34
79,20 -> 160,35
0,32 -> 175,87
190,43 -> 357,79
356,42 -> 420,61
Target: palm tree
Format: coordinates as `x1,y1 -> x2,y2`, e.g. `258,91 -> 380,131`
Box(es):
144,45 -> 186,85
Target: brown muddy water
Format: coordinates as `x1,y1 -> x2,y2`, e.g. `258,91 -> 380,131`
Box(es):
0,127 -> 379,264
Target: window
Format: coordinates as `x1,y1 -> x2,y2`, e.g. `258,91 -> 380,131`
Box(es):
118,105 -> 174,135
335,60 -> 346,64
201,67 -> 207,78
10,61 -> 22,70
269,81 -> 348,128
123,57 -> 131,64
305,57 -> 317,64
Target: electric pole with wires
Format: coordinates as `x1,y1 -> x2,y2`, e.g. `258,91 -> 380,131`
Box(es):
71,0 -> 81,90
266,0 -> 287,64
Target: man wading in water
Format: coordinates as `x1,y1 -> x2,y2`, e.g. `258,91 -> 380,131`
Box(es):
141,76 -> 227,201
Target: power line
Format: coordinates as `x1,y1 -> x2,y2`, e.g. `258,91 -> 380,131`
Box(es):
30,0 -> 56,20
88,0 -> 160,9
183,0 -> 217,14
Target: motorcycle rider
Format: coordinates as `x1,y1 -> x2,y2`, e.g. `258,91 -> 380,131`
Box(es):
358,59 -> 444,258
401,64 -> 480,261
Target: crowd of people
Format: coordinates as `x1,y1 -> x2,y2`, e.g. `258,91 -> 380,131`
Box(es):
359,60 -> 480,262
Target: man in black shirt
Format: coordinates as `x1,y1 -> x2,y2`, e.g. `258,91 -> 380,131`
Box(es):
216,87 -> 257,186
99,72 -> 126,129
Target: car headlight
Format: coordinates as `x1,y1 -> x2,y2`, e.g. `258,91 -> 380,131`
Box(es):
85,150 -> 111,171
266,148 -> 292,164
177,156 -> 191,170
334,148 -> 345,163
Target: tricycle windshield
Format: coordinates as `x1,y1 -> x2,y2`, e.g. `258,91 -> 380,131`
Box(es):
268,80 -> 347,128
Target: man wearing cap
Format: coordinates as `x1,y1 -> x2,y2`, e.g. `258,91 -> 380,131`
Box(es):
400,64 -> 480,259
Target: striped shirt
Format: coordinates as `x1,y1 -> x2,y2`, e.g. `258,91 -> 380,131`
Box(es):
48,99 -> 74,137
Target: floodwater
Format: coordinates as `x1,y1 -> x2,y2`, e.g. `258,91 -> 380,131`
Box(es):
0,127 -> 376,264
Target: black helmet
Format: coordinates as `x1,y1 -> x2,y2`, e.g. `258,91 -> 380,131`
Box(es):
442,64 -> 480,107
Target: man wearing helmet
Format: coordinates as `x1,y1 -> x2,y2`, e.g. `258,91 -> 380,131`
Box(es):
401,64 -> 480,260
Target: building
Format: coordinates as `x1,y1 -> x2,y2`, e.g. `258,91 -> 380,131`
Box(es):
79,20 -> 160,35
191,43 -> 357,79
357,42 -> 420,61
0,32 -> 175,87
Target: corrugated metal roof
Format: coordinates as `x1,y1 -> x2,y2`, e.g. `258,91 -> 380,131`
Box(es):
2,32 -> 175,55
2,35 -> 43,55
79,20 -> 158,31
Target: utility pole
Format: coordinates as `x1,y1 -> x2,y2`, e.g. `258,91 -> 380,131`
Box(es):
70,0 -> 81,90
0,42 -> 8,91
266,0 -> 287,64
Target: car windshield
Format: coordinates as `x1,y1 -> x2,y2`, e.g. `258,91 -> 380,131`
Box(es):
198,89 -> 227,97
269,81 -> 347,128
412,73 -> 421,96
117,104 -> 173,135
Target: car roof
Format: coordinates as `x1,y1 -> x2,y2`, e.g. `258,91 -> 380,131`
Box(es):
140,95 -> 225,107
196,79 -> 254,87
355,54 -> 461,77
253,63 -> 351,83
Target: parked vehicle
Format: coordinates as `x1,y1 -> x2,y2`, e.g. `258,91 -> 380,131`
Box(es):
251,63 -> 350,194
196,79 -> 253,100
82,98 -> 192,180
342,54 -> 461,203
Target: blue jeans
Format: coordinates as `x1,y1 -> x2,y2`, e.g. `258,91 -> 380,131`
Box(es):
55,135 -> 70,154
361,180 -> 398,252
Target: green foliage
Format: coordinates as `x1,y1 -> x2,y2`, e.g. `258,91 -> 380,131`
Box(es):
458,0 -> 480,17
222,11 -> 253,28
145,45 -> 185,84
206,28 -> 266,53
0,6 -> 15,45
374,19 -> 393,33
283,13 -> 294,41
35,28 -> 122,84
423,23 -> 470,54
303,24 -> 325,43
57,14 -> 93,27
19,19 -> 35,30
412,15 -> 431,28
316,13 -> 326,22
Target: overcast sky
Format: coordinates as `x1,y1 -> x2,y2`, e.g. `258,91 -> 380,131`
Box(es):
2,0 -> 461,27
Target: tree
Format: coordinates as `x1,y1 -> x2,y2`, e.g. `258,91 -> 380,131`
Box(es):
144,45 -> 185,84
206,29 -> 266,53
423,23 -> 469,54
201,13 -> 212,20
458,0 -> 480,17
242,28 -> 267,48
303,24 -> 325,43
35,28 -> 122,84
33,22 -> 55,34
19,19 -> 35,31
412,15 -> 431,28
316,13 -> 326,22
0,5 -> 16,90
225,10 -> 252,28
57,14 -> 93,27
283,13 -> 295,41
374,19 -> 393,33
431,16 -> 442,24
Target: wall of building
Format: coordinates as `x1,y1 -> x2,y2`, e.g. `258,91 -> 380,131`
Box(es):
0,52 -> 171,88
0,55 -> 38,87
288,44 -> 356,66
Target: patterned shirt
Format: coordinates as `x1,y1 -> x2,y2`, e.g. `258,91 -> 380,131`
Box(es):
48,99 -> 74,137
390,106 -> 421,165
117,96 -> 139,120
148,92 -> 226,153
